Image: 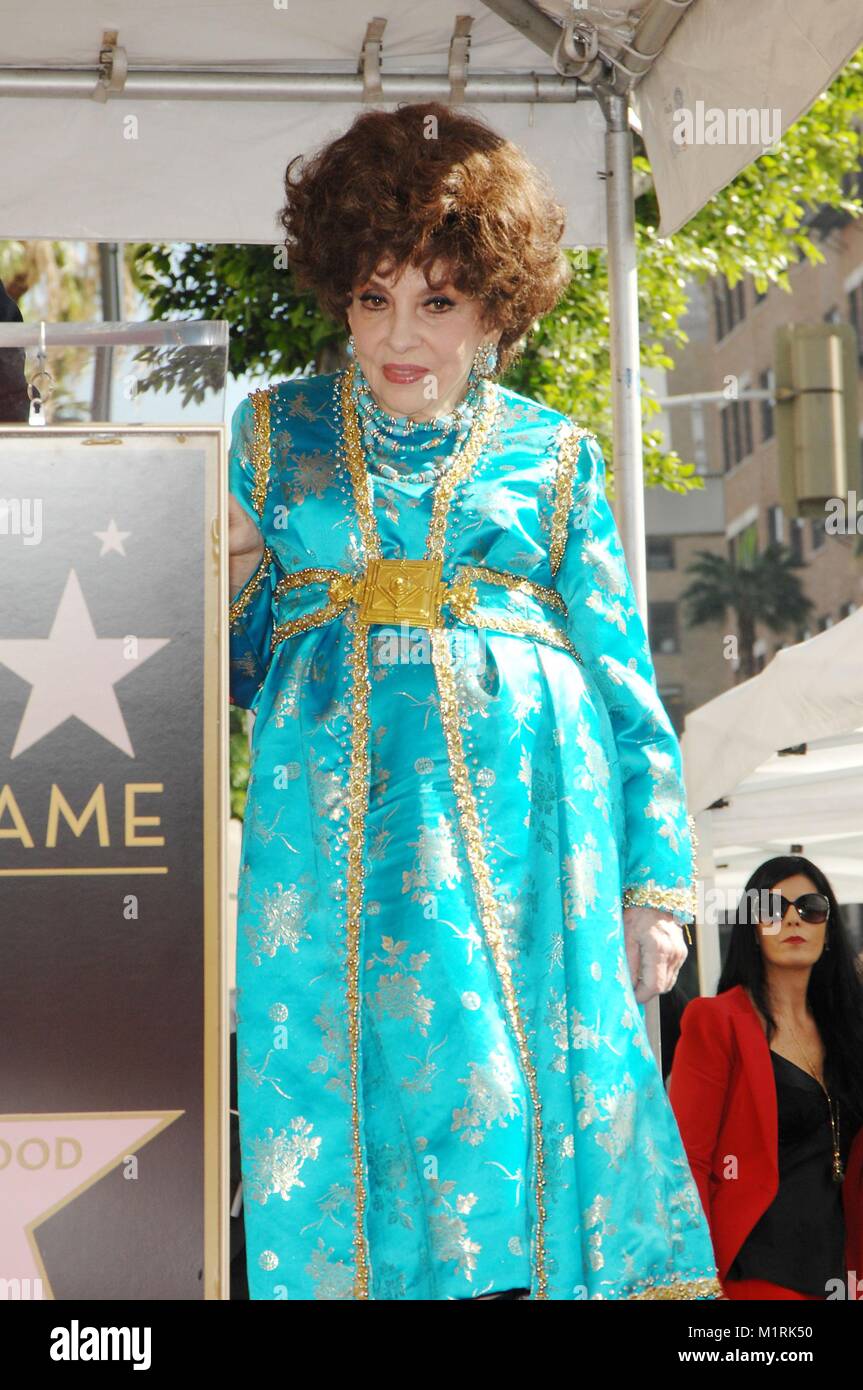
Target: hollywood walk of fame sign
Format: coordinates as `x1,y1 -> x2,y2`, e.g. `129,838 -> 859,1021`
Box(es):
0,422 -> 229,1299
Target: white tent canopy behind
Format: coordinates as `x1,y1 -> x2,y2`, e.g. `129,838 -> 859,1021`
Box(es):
0,0 -> 861,245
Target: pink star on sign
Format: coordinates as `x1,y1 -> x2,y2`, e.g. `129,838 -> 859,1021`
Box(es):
0,569 -> 170,758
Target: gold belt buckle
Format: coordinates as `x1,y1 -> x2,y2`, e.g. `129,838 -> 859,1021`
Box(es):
356,557 -> 444,627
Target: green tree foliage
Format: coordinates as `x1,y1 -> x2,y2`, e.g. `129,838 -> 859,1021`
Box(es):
680,543 -> 815,680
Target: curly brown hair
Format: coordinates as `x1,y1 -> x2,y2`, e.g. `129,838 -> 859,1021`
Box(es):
279,102 -> 572,375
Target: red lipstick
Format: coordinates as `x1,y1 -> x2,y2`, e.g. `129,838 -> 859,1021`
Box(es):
382,364 -> 428,384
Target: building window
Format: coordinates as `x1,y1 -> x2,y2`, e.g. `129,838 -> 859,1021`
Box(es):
730,520 -> 759,569
647,536 -> 675,570
810,516 -> 826,551
848,282 -> 863,366
759,368 -> 775,441
824,305 -> 840,324
789,517 -> 805,564
721,407 -> 731,472
713,277 -> 746,342
742,397 -> 753,457
720,396 -> 754,469
649,602 -> 680,654
767,504 -> 784,544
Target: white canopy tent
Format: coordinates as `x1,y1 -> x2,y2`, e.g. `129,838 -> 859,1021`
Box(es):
4,0 -> 863,1049
681,608 -> 863,992
1,0 -> 860,243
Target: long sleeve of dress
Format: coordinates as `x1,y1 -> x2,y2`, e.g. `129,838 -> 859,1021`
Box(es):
550,422 -> 697,926
228,393 -> 276,712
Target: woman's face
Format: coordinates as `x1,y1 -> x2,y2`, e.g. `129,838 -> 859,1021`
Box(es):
754,872 -> 829,971
345,258 -> 501,421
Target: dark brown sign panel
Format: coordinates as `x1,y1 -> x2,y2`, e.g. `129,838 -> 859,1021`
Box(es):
0,425 -> 228,1299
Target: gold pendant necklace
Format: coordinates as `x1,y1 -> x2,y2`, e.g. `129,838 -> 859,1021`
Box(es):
784,1019 -> 844,1183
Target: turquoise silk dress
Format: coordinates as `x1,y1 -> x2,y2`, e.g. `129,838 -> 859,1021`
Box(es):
228,364 -> 721,1301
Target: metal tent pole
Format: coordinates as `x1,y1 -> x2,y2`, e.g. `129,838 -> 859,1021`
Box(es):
600,90 -> 663,1069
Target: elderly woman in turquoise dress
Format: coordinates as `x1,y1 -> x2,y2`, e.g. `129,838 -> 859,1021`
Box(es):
227,101 -> 722,1301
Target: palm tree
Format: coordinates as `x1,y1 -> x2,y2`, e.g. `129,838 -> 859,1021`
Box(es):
680,541 -> 814,682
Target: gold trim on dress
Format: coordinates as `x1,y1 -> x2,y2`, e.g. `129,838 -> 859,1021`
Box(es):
431,627 -> 549,1299
269,562 -> 581,658
467,611 -> 582,659
629,1273 -> 724,1300
549,421 -> 594,577
345,619 -> 373,1299
458,564 -> 569,614
622,881 -> 697,945
229,544 -> 273,625
248,387 -> 272,519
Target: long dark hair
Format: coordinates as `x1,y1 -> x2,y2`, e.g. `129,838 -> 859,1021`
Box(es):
717,854 -> 863,1123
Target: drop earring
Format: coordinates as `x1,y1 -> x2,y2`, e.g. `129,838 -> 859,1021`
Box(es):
470,339 -> 498,383
345,334 -> 356,360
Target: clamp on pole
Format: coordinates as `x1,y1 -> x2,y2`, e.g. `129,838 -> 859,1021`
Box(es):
92,29 -> 128,104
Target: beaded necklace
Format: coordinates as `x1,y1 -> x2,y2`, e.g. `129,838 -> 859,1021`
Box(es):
340,353 -> 487,484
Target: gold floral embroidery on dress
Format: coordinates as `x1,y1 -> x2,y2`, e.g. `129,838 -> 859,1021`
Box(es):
594,1077 -> 637,1168
428,1176 -> 482,1281
583,1192 -> 614,1271
366,934 -> 435,1036
310,1000 -> 350,1105
573,1071 -> 601,1129
243,881 -> 313,966
245,800 -> 300,852
401,816 -> 463,908
281,450 -> 339,506
238,1043 -> 293,1101
561,832 -> 603,929
451,1042 -> 523,1147
307,1237 -> 356,1300
245,1117 -> 322,1205
574,722 -> 613,817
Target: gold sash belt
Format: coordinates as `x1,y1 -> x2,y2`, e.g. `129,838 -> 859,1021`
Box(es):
269,557 -> 583,662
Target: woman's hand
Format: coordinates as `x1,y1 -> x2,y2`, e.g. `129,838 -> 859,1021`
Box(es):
228,494 -> 265,595
623,906 -> 688,1004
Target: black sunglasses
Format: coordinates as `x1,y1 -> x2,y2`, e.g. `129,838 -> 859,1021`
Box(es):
758,891 -> 830,926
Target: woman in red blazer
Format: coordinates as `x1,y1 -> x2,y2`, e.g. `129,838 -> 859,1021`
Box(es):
669,854 -> 863,1300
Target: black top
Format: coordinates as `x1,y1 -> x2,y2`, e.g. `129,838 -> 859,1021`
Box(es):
727,1051 -> 861,1294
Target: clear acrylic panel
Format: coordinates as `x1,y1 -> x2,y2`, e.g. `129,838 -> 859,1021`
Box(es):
0,320 -> 229,426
